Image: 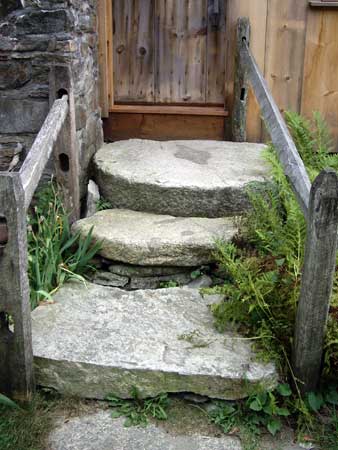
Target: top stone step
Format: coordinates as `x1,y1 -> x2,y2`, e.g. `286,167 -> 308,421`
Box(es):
94,140 -> 269,218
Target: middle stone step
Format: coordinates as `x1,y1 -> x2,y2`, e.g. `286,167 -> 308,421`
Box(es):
73,209 -> 237,266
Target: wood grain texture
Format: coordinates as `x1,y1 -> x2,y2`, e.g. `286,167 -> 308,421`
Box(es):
264,0 -> 308,115
206,0 -> 227,103
98,0 -> 109,117
293,169 -> 338,393
155,0 -> 208,104
241,41 -> 311,216
113,0 -> 155,103
225,0 -> 268,141
301,8 -> 338,152
20,96 -> 69,210
232,17 -> 250,142
106,0 -> 114,108
103,112 -> 225,141
49,66 -> 80,223
0,173 -> 34,401
110,104 -> 228,116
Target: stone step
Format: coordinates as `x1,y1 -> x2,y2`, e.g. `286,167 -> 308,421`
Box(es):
49,412 -> 243,450
94,139 -> 268,218
72,209 -> 237,266
32,282 -> 277,400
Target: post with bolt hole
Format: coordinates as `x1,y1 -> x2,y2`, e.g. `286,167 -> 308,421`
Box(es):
0,172 -> 34,401
292,169 -> 338,394
232,17 -> 250,142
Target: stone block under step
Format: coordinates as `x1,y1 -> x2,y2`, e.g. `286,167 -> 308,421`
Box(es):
94,139 -> 269,218
31,282 -> 278,400
73,209 -> 236,266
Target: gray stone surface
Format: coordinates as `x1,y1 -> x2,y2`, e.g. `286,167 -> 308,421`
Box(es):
73,209 -> 236,266
187,275 -> 213,289
91,270 -> 191,290
109,263 -> 195,278
0,0 -> 103,194
49,411 -> 242,450
31,282 -> 277,400
85,180 -> 100,218
94,139 -> 269,218
92,271 -> 129,288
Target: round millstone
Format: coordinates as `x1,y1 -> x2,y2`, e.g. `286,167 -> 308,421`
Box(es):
94,139 -> 269,217
72,209 -> 237,266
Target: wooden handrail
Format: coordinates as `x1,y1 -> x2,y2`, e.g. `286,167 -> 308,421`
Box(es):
239,37 -> 311,218
234,17 -> 338,394
20,95 -> 69,210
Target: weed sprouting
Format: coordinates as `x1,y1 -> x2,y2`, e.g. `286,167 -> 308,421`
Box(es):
28,181 -> 101,309
107,387 -> 170,427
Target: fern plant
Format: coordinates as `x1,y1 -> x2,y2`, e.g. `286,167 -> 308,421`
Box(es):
210,111 -> 338,378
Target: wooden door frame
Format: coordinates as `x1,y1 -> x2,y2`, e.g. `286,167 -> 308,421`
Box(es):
98,0 -> 114,118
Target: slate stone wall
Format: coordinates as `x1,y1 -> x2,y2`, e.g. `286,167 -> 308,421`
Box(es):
0,0 -> 103,194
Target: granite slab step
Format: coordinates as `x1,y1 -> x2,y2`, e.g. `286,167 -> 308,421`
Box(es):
72,209 -> 237,266
49,412 -> 243,450
94,139 -> 268,218
31,282 -> 277,400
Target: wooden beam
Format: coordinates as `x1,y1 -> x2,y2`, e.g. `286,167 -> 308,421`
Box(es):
292,169 -> 338,393
232,17 -> 250,141
110,105 -> 229,117
20,96 -> 69,210
0,173 -> 34,401
98,0 -> 109,117
240,40 -> 311,216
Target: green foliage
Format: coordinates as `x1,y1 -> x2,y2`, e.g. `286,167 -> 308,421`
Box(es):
28,182 -> 101,309
159,280 -> 180,288
96,198 -> 113,211
0,394 -> 18,410
208,384 -> 292,449
208,112 -> 338,443
210,111 -> 338,377
107,387 -> 170,427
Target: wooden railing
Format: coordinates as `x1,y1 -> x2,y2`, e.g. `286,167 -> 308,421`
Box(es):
233,17 -> 338,394
0,65 -> 80,401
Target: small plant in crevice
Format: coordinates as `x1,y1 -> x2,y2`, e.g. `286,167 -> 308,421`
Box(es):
28,181 -> 101,309
159,280 -> 180,288
96,198 -> 113,211
107,387 -> 170,427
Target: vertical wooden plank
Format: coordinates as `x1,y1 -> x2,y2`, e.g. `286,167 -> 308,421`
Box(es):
232,18 -> 250,142
98,0 -> 109,117
156,0 -> 207,104
293,169 -> 338,393
301,8 -> 338,152
225,0 -> 268,141
114,0 -> 154,103
264,0 -> 308,115
0,173 -> 34,401
49,66 -> 80,223
106,0 -> 114,108
206,0 -> 227,104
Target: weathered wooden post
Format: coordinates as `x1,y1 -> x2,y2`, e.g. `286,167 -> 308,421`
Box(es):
293,169 -> 338,394
0,173 -> 34,401
232,17 -> 250,142
49,65 -> 80,223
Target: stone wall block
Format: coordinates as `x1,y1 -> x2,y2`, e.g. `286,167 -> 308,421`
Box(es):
0,61 -> 31,89
15,9 -> 72,36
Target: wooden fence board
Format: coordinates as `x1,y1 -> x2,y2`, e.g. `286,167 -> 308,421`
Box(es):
113,0 -> 155,103
206,0 -> 227,104
264,0 -> 308,115
301,8 -> 338,152
156,0 -> 208,104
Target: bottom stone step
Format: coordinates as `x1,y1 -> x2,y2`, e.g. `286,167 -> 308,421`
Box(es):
31,282 -> 277,400
49,412 -> 242,450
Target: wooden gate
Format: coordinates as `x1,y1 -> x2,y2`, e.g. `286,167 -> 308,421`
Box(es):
99,0 -> 230,141
113,0 -> 226,105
